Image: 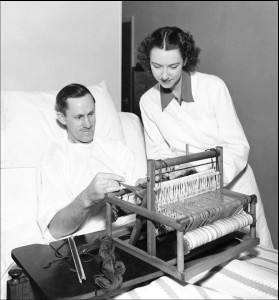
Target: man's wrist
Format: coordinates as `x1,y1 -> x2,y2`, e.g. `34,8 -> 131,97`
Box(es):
79,190 -> 92,209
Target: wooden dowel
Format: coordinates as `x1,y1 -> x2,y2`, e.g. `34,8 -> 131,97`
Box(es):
250,194 -> 257,238
106,203 -> 112,236
129,194 -> 147,245
147,160 -> 156,256
177,231 -> 184,272
216,146 -> 223,188
153,148 -> 221,169
186,144 -> 189,156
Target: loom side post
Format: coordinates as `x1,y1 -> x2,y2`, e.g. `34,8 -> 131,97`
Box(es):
147,159 -> 156,256
216,146 -> 223,188
250,194 -> 257,238
106,202 -> 112,237
177,231 -> 185,272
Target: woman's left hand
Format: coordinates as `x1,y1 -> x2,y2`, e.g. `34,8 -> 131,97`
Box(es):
168,163 -> 197,180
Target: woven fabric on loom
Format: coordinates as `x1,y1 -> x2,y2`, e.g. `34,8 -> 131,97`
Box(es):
155,170 -> 248,220
153,170 -> 253,248
119,169 -> 253,250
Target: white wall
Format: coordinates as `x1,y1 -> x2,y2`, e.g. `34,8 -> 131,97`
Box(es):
1,1 -> 122,110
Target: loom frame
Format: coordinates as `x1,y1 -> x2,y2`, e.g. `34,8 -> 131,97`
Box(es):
105,146 -> 259,282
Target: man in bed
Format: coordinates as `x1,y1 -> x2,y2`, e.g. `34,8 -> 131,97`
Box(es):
37,83 -> 138,240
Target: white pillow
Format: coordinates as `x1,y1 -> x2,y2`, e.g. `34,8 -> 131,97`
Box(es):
1,81 -> 125,168
118,112 -> 147,179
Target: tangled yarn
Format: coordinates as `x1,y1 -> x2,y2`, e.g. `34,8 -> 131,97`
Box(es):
80,235 -> 126,293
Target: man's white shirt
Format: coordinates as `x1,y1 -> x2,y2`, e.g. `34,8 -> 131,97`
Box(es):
37,137 -> 136,240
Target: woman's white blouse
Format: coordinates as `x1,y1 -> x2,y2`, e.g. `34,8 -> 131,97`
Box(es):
140,71 -> 250,186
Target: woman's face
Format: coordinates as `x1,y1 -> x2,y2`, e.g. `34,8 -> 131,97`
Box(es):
150,47 -> 184,90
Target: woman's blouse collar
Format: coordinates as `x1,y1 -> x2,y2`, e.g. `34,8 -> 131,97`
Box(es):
160,71 -> 194,111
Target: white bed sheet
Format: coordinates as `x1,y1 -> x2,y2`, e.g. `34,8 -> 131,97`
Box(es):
114,246 -> 278,300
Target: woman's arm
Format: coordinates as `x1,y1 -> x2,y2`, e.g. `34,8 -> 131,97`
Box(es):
140,95 -> 176,160
213,78 -> 250,186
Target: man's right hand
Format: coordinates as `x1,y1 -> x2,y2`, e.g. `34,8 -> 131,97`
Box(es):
82,172 -> 125,208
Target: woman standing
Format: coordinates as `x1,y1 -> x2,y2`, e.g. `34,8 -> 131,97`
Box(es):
138,26 -> 273,248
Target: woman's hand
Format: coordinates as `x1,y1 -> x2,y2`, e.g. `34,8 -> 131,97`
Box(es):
168,163 -> 197,180
135,177 -> 147,187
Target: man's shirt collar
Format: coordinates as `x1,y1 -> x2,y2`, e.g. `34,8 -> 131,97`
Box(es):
160,71 -> 194,111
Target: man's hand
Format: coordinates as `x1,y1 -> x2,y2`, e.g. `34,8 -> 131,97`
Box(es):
48,172 -> 124,239
82,172 -> 125,208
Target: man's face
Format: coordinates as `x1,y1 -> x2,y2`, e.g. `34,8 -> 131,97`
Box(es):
59,94 -> 96,143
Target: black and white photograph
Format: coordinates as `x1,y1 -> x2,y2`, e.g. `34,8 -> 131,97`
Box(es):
1,1 -> 278,299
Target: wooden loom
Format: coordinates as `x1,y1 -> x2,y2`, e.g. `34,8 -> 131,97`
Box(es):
105,146 -> 259,282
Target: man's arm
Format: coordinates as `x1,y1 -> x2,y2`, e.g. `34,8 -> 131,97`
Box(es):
48,172 -> 124,239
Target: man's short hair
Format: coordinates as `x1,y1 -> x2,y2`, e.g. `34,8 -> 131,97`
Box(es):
55,83 -> 95,115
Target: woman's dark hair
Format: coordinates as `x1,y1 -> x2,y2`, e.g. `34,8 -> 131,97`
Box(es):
137,26 -> 201,72
55,83 -> 95,115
